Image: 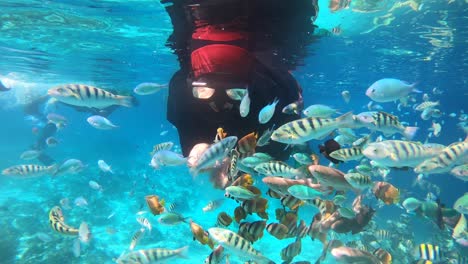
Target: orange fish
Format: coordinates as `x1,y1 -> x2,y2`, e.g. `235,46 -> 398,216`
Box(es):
214,127 -> 227,143
237,132 -> 257,154
145,195 -> 166,215
372,181 -> 400,205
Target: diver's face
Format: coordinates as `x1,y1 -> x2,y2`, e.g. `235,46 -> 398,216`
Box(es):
191,76 -> 246,113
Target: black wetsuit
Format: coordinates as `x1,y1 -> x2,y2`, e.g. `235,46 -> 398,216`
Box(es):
162,0 -> 318,159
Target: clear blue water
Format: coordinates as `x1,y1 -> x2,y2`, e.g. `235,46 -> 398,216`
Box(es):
0,0 -> 467,263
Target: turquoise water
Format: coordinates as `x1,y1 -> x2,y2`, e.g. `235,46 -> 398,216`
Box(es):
0,0 -> 467,264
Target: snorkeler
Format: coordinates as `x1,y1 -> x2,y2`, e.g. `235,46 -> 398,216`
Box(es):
162,0 -> 319,159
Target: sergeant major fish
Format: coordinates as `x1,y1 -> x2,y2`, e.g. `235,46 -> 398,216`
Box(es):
208,228 -> 274,264
190,136 -> 238,175
271,112 -> 355,144
354,111 -> 418,139
2,164 -> 58,178
116,246 -> 189,264
48,84 -> 134,109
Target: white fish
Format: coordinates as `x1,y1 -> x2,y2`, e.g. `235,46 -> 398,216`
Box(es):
133,82 -> 166,95
74,196 -> 88,207
78,222 -> 91,243
87,115 -> 118,130
46,113 -> 67,128
56,159 -> 86,175
239,90 -> 250,117
98,160 -> 113,174
19,150 -> 41,160
150,150 -> 186,169
366,78 -> 421,102
303,104 -> 338,118
88,180 -> 103,191
258,98 -> 279,124
48,84 -> 133,109
341,90 -> 351,104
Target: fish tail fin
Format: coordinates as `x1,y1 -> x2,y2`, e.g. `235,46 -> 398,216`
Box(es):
118,95 -> 135,107
410,82 -> 422,93
48,164 -> 59,175
403,126 -> 419,140
176,246 -> 189,259
335,111 -> 354,127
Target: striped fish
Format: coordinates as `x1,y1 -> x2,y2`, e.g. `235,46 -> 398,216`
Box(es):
309,198 -> 336,218
228,149 -> 240,181
191,136 -> 238,175
266,223 -> 289,240
271,112 -> 355,144
254,161 -> 299,177
355,111 -> 418,139
48,206 -> 79,235
281,238 -> 302,263
216,212 -> 233,227
207,228 -> 274,264
375,230 -> 391,240
205,245 -> 226,264
344,173 -> 373,190
280,195 -> 304,211
238,220 -> 266,243
2,164 -> 58,178
150,141 -> 174,156
237,132 -> 257,154
330,147 -> 364,162
415,101 -> 439,111
129,228 -> 145,250
414,243 -> 444,262
136,217 -> 152,232
414,138 -> 468,174
48,84 -> 134,109
363,140 -> 445,168
374,248 -> 392,264
116,246 -> 188,264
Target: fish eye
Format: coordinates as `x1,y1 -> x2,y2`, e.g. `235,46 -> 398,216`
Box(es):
372,89 -> 376,93
57,88 -> 63,92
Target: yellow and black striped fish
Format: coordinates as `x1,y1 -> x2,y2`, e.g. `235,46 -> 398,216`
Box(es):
374,248 -> 392,264
266,223 -> 289,240
150,141 -> 174,156
344,172 -> 373,190
234,206 -> 247,223
208,227 -> 273,263
359,111 -> 418,139
48,206 -> 78,235
241,198 -> 269,219
238,220 -> 266,243
237,132 -> 257,154
217,212 -> 233,227
2,164 -> 57,178
375,230 -> 392,240
117,246 -> 188,264
254,161 -> 298,177
48,84 -> 134,109
271,112 -> 355,144
280,195 -> 304,211
281,238 -> 302,262
228,149 -> 240,181
415,138 -> 468,174
329,147 -> 363,162
414,243 -> 443,262
129,228 -> 145,250
266,188 -> 283,199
